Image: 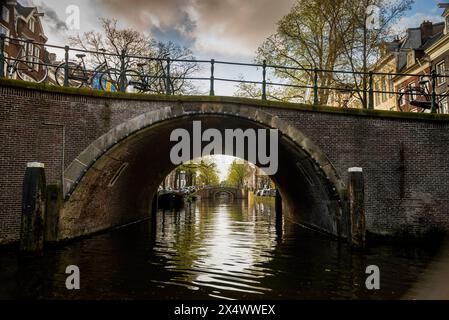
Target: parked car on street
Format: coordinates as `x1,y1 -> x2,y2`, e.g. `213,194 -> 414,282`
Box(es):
255,188 -> 277,197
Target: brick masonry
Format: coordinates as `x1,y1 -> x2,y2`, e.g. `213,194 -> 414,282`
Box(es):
1,81 -> 449,244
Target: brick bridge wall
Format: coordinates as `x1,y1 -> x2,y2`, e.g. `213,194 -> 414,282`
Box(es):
1,79 -> 449,244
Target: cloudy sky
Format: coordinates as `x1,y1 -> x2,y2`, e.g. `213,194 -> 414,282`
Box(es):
24,0 -> 446,61
393,0 -> 446,33
26,0 -> 295,60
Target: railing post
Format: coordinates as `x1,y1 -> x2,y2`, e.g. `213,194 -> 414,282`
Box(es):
64,46 -> 69,87
431,69 -> 437,114
313,68 -> 319,105
210,59 -> 215,96
0,34 -> 5,78
119,49 -> 126,92
368,71 -> 374,110
262,60 -> 267,100
166,57 -> 171,95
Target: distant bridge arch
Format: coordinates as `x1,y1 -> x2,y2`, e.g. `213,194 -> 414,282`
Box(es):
195,187 -> 244,200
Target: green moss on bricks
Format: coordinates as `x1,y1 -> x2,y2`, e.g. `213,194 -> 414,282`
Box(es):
1,78 -> 449,122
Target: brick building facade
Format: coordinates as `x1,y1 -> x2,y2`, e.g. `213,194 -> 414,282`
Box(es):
0,0 -> 50,81
426,3 -> 449,114
371,2 -> 449,114
371,21 -> 444,112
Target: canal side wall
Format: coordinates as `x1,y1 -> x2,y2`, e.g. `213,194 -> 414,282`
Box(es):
1,79 -> 449,245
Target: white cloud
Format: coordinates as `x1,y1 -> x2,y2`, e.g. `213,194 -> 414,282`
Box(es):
96,0 -> 295,59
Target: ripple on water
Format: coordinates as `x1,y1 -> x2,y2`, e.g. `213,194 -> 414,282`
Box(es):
0,199 -> 439,300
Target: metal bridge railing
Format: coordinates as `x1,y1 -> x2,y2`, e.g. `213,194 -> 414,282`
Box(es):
1,34 -> 448,114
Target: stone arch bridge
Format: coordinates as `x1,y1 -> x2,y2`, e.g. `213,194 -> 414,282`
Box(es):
1,79 -> 449,246
195,187 -> 245,200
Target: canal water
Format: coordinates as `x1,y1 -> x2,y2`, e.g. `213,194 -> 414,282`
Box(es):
0,198 -> 441,300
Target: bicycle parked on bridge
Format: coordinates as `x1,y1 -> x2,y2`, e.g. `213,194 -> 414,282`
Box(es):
54,49 -> 120,91
99,62 -> 154,93
99,59 -> 174,93
5,41 -> 48,83
397,78 -> 444,113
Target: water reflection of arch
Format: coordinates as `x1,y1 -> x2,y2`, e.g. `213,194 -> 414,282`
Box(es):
213,190 -> 235,201
152,199 -> 280,298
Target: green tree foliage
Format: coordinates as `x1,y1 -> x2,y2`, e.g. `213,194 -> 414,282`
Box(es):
236,0 -> 413,105
177,159 -> 220,187
196,161 -> 220,186
225,160 -> 251,188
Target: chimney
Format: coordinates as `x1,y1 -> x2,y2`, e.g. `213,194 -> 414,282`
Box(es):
421,20 -> 434,42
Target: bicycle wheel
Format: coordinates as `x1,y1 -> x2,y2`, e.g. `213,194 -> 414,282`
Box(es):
15,55 -> 48,83
397,87 -> 428,112
99,68 -> 121,92
55,62 -> 85,88
397,88 -> 410,112
125,70 -> 146,93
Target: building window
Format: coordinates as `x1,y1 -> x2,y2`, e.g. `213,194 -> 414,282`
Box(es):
0,23 -> 8,37
438,95 -> 448,114
388,74 -> 394,98
407,83 -> 416,101
33,46 -> 40,71
381,77 -> 387,102
28,18 -> 35,32
1,6 -> 9,23
3,52 -> 7,77
34,46 -> 40,58
419,75 -> 430,93
407,51 -> 415,68
436,60 -> 446,86
399,87 -> 406,106
374,84 -> 379,106
24,42 -> 34,63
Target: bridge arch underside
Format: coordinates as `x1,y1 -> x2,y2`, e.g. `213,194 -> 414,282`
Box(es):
213,190 -> 236,200
60,113 -> 345,241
